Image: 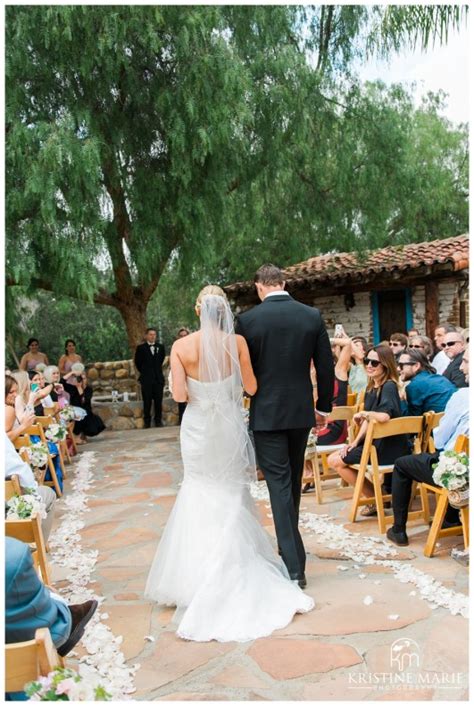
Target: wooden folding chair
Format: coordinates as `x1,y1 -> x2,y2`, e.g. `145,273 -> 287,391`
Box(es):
5,475 -> 22,500
349,416 -> 427,533
5,628 -> 65,693
421,411 -> 445,453
420,434 -> 469,557
35,416 -> 67,478
5,514 -> 51,585
305,405 -> 358,504
23,425 -> 62,497
346,392 -> 357,406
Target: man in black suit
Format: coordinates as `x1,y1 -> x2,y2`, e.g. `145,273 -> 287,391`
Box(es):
442,331 -> 467,388
236,264 -> 334,588
134,327 -> 166,428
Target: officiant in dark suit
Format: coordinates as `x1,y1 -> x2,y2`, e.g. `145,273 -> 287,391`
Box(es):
236,264 -> 334,588
134,327 -> 166,428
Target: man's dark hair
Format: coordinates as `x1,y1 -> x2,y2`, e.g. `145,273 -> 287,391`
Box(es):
402,349 -> 436,374
146,327 -> 157,334
254,264 -> 284,286
390,332 -> 408,347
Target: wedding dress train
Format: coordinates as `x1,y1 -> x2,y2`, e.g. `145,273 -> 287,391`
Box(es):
144,375 -> 314,642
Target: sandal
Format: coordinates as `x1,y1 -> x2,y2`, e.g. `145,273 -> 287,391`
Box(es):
360,504 -> 378,517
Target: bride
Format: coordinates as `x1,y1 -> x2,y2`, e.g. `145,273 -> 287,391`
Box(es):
144,285 -> 314,642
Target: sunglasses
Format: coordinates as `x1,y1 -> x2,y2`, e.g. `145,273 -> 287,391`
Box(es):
364,358 -> 382,368
408,344 -> 424,349
441,340 -> 462,348
398,361 -> 416,368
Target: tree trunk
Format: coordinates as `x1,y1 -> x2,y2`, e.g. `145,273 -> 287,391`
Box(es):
116,298 -> 149,355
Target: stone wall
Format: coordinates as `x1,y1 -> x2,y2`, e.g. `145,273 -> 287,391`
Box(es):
89,359 -> 179,430
312,291 -> 373,340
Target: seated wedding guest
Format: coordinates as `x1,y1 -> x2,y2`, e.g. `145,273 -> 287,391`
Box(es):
387,347 -> 469,546
58,339 -> 83,378
28,370 -> 54,416
62,364 -> 105,442
327,345 -> 410,517
5,434 -> 56,543
442,331 -> 467,388
9,372 -> 63,495
44,365 -> 70,408
19,338 -> 49,372
348,336 -> 369,393
6,537 -> 98,656
408,335 -> 433,359
5,375 -> 36,443
388,333 -> 408,361
302,334 -> 350,493
398,350 -> 456,415
432,323 -> 457,374
407,328 -> 420,340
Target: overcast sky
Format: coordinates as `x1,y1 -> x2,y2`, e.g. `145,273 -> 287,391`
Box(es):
357,21 -> 469,125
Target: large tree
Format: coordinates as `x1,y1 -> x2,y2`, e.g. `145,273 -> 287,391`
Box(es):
6,5 -> 468,350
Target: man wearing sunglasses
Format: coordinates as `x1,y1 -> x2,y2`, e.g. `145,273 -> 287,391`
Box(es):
398,350 -> 456,416
431,323 -> 457,374
442,332 -> 467,388
387,348 -> 469,547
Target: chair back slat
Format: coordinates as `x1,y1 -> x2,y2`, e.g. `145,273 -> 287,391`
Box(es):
5,628 -> 63,691
422,411 -> 445,453
5,475 -> 22,500
454,434 -> 469,454
346,393 -> 357,406
5,515 -> 51,584
370,416 -> 424,440
327,404 -> 358,422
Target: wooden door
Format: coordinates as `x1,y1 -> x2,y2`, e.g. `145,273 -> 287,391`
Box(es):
377,290 -> 407,341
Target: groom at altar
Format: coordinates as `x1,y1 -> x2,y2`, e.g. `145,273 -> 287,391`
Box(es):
134,327 -> 166,428
236,264 -> 334,588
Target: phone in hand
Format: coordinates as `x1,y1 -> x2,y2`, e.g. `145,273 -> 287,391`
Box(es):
31,383 -> 39,392
334,324 -> 344,337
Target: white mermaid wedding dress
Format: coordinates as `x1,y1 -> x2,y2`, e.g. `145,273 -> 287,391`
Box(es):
144,372 -> 314,642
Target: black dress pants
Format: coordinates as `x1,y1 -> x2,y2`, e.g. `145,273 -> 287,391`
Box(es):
141,381 -> 164,426
392,452 -> 459,531
253,428 -> 311,578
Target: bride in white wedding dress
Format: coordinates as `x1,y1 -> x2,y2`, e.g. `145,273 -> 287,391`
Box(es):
144,285 -> 314,642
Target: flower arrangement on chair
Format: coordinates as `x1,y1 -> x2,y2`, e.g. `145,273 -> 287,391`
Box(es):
432,451 -> 469,508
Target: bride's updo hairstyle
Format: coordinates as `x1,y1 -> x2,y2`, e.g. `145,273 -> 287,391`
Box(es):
195,285 -> 227,312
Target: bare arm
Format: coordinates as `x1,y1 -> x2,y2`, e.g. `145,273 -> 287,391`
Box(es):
170,343 -> 188,403
5,405 -> 35,442
58,355 -> 66,375
19,354 -> 28,371
237,335 -> 257,396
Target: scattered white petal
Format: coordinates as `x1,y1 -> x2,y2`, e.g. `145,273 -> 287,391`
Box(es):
144,513 -> 149,516
266,513 -> 273,518
358,574 -> 367,579
373,580 -> 381,585
409,590 -> 417,596
337,565 -> 349,571
363,595 -> 374,605
144,635 -> 155,642
388,614 -> 400,620
101,612 -> 109,619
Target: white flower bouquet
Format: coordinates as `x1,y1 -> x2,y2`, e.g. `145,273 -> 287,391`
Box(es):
59,406 -> 75,423
6,493 -> 47,520
26,442 -> 49,468
45,423 -> 67,443
432,450 -> 469,508
25,667 -> 111,701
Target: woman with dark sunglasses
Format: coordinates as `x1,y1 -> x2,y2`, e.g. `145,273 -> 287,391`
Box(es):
327,345 -> 410,517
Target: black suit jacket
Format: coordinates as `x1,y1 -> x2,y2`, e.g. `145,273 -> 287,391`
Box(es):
235,294 -> 334,431
134,342 -> 166,385
443,352 -> 467,389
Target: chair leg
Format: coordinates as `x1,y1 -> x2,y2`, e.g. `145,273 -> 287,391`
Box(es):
349,466 -> 366,523
372,468 -> 387,534
312,455 -> 323,505
460,506 -> 469,549
424,494 -> 449,557
419,484 -> 431,525
58,445 -> 67,479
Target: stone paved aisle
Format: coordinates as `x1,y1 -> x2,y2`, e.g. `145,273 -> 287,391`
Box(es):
51,428 -> 468,701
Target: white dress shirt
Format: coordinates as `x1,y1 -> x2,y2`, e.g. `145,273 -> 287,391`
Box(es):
264,290 -> 290,299
433,387 -> 469,451
432,349 -> 450,375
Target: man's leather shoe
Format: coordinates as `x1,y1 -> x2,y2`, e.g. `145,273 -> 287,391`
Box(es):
57,599 -> 98,657
386,527 -> 409,546
290,573 -> 307,589
441,518 -> 462,530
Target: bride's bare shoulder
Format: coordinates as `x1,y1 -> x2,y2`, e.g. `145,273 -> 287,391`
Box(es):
172,331 -> 200,351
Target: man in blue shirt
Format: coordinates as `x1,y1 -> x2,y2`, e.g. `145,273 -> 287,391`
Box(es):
387,347 -> 469,546
398,350 -> 457,415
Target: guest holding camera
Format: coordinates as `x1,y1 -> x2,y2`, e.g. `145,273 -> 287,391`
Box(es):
62,363 -> 105,442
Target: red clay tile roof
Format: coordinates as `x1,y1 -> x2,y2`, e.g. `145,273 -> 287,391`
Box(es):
226,234 -> 469,296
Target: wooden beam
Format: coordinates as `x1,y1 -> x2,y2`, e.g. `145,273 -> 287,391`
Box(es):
425,281 -> 439,340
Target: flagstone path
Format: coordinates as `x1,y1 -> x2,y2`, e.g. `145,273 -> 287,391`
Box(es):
51,428 -> 468,701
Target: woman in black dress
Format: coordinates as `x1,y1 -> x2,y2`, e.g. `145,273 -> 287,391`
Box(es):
62,364 -> 105,441
327,345 -> 409,516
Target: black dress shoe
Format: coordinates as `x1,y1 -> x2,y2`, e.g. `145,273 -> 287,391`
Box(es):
302,482 -> 314,494
290,573 -> 307,589
441,518 -> 462,530
386,526 -> 409,546
57,599 -> 98,657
